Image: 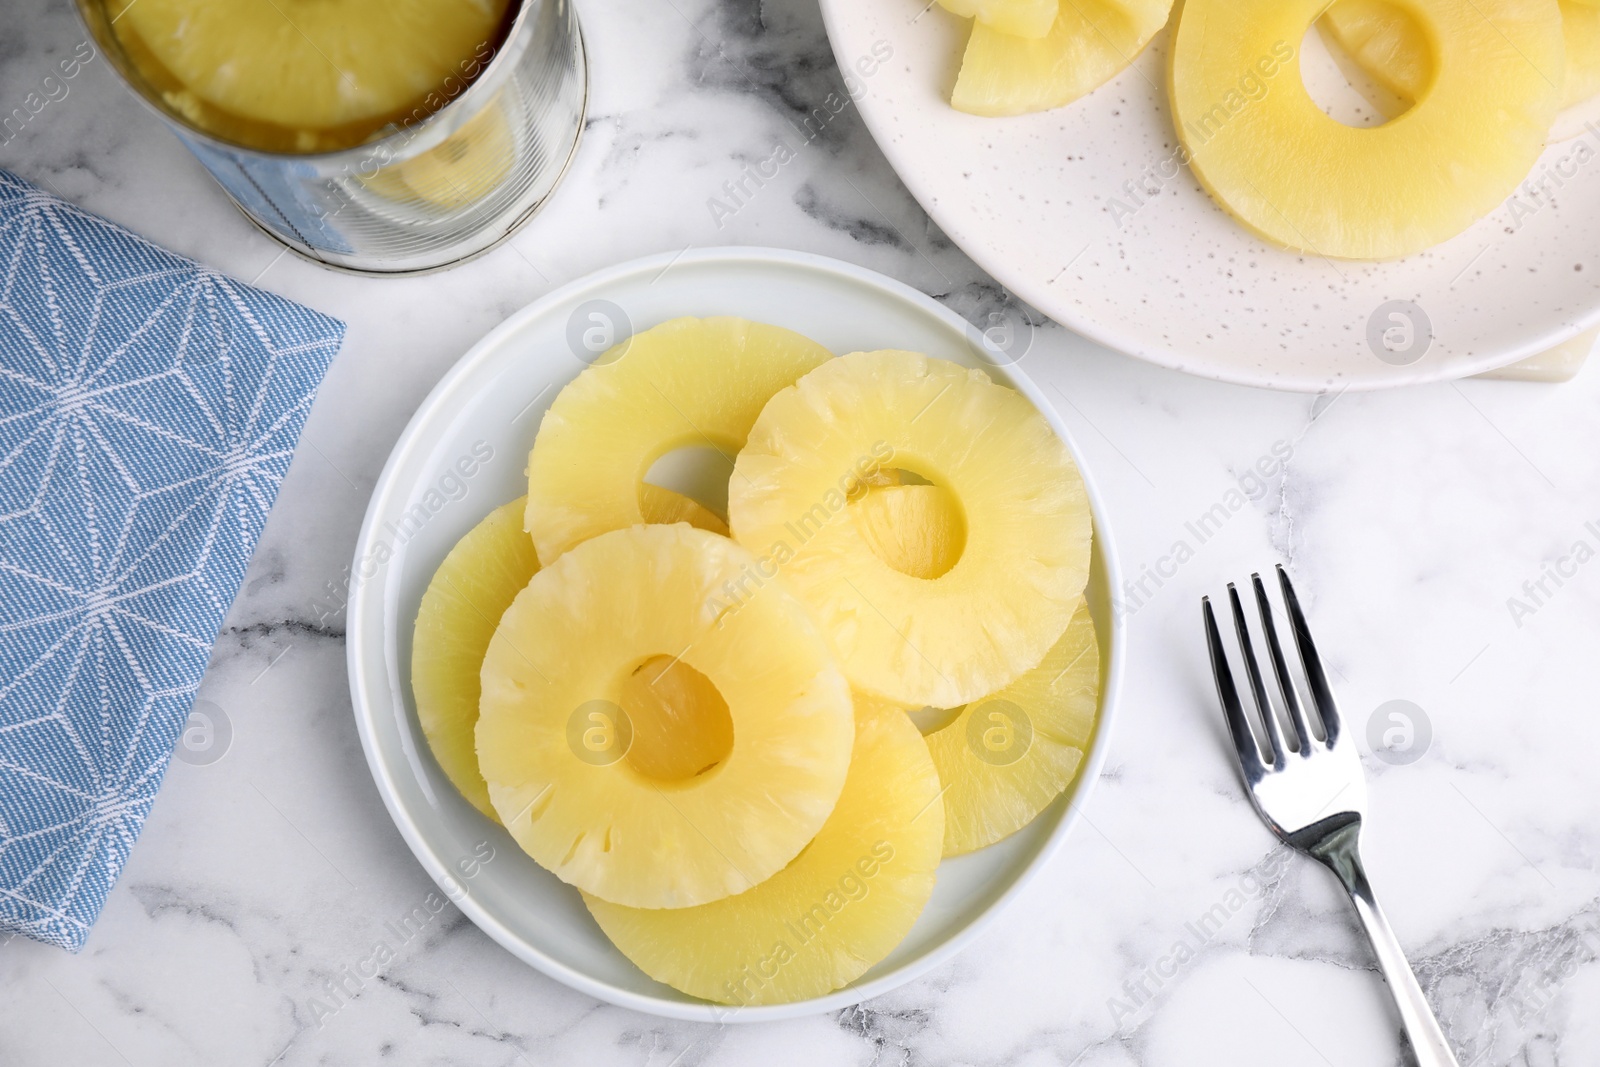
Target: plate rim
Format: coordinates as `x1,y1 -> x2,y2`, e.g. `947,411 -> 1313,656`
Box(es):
816,3 -> 1600,393
345,245 -> 1127,1021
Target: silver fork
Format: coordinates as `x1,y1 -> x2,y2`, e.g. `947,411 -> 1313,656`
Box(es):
1202,566 -> 1460,1067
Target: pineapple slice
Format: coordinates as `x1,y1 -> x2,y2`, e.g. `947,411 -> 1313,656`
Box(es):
1170,0 -> 1564,258
476,524 -> 855,909
728,350 -> 1091,709
585,700 -> 944,1005
412,497 -> 538,821
411,490 -> 727,820
525,317 -> 831,565
109,0 -> 509,141
1322,0 -> 1600,113
952,0 -> 1175,116
852,482 -> 1099,854
925,598 -> 1098,855
938,0 -> 1059,39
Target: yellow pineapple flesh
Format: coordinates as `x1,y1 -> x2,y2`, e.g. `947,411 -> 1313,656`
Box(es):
107,0 -> 509,150
476,524 -> 854,909
1567,2 -> 1600,106
952,0 -> 1175,116
411,497 -> 538,820
1323,0 -> 1600,112
849,480 -> 1100,855
411,490 -> 726,821
938,0 -> 1059,38
637,483 -> 729,536
851,483 -> 966,580
1171,0 -> 1564,258
925,598 -> 1098,855
1317,0 -> 1435,107
584,700 -> 944,1005
617,656 -> 735,782
728,350 -> 1091,709
525,317 -> 831,565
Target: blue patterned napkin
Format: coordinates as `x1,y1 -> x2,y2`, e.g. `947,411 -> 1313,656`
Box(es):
0,171 -> 344,950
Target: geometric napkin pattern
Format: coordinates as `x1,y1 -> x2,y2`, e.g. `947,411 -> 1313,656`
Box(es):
0,170 -> 344,949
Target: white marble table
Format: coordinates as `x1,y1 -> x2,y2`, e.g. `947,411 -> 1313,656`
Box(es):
5,0 -> 1600,1064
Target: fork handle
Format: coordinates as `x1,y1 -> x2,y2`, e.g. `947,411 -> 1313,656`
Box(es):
1314,826 -> 1462,1067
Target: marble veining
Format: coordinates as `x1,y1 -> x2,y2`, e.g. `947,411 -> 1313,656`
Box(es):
3,0 -> 1600,1063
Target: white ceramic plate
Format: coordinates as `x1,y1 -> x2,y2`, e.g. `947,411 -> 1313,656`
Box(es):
820,5 -> 1600,391
345,247 -> 1125,1021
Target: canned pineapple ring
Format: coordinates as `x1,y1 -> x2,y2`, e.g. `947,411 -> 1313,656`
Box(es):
411,488 -> 726,820
729,350 -> 1092,709
584,702 -> 944,1006
476,524 -> 855,909
926,598 -> 1098,856
1170,0 -> 1564,258
523,316 -> 832,565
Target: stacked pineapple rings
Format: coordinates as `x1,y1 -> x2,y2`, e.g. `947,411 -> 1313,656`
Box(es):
411,317 -> 1100,1005
937,0 -> 1590,259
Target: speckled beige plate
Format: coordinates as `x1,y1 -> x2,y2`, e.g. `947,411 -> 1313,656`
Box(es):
821,6 -> 1600,391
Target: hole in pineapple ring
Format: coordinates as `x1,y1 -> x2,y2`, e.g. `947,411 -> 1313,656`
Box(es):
907,704 -> 964,735
871,467 -> 933,488
617,655 -> 735,782
1301,9 -> 1425,129
848,472 -> 967,581
642,444 -> 736,523
964,699 -> 1033,766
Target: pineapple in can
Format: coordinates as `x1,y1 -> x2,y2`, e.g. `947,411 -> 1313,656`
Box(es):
108,0 -> 510,136
362,104 -> 517,210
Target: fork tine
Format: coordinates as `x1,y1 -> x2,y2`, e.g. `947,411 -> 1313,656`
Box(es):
1276,564 -> 1342,746
1203,595 -> 1265,780
1252,572 -> 1314,753
1227,582 -> 1286,767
